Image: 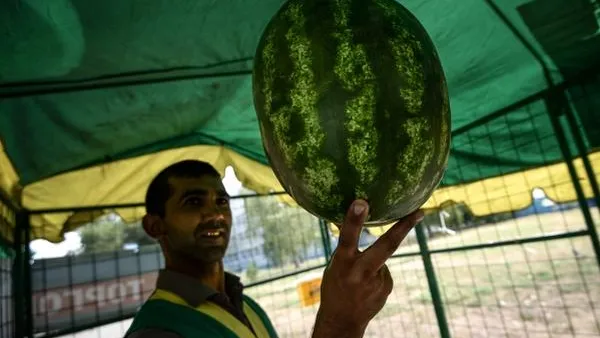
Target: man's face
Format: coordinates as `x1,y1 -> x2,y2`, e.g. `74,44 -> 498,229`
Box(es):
161,174 -> 232,264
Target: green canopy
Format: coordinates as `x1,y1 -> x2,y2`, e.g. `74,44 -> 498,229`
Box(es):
1,0 -> 599,242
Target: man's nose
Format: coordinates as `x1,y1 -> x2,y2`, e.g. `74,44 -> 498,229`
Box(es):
203,211 -> 225,223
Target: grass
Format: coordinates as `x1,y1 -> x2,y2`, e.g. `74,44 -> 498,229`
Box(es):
244,207 -> 600,338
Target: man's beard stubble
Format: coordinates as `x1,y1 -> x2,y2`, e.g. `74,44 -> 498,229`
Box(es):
163,223 -> 229,266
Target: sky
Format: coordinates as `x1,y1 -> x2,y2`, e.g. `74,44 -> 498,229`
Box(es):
29,166 -> 244,260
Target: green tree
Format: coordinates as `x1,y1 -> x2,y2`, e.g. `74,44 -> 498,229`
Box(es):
245,261 -> 259,282
78,215 -> 155,254
243,189 -> 321,268
122,221 -> 156,246
443,203 -> 467,229
78,220 -> 124,253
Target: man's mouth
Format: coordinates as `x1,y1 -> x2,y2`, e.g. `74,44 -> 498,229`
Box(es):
196,228 -> 226,238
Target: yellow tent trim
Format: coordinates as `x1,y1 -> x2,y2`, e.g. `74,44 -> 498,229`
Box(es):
356,151 -> 600,237
0,141 -> 20,243
23,145 -> 286,242
3,141 -> 599,243
0,140 -> 20,201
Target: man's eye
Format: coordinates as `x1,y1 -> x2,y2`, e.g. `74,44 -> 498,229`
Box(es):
217,198 -> 229,206
186,197 -> 202,205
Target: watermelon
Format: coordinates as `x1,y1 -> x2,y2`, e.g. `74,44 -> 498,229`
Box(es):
252,0 -> 451,226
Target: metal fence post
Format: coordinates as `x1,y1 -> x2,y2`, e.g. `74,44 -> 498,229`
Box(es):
21,212 -> 33,338
318,219 -> 333,262
545,94 -> 600,268
562,102 -> 600,213
12,211 -> 34,338
11,216 -> 24,338
487,0 -> 600,267
415,222 -> 451,338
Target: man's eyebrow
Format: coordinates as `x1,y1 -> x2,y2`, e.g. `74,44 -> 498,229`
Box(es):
179,188 -> 230,201
179,189 -> 208,201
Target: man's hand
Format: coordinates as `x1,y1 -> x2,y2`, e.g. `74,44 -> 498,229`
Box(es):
312,199 -> 425,338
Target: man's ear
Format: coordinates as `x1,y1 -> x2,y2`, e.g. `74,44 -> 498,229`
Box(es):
142,214 -> 165,239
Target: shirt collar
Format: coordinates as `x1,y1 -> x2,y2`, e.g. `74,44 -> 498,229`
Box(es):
155,269 -> 244,307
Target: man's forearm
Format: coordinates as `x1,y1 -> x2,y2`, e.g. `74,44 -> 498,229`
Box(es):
311,325 -> 366,338
310,311 -> 367,338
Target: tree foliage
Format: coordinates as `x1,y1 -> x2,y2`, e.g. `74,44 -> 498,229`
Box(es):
245,261 -> 258,282
242,189 -> 321,268
78,214 -> 155,254
443,203 -> 471,229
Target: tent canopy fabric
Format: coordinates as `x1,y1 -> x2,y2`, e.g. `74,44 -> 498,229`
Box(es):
1,0 -> 600,242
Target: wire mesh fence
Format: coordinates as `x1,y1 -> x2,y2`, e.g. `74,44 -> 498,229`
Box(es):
24,191 -> 336,338
0,194 -> 16,338
410,71 -> 600,337
5,68 -> 600,338
24,196 -> 600,338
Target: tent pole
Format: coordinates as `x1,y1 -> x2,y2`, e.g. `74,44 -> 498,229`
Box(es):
0,66 -> 253,99
483,0 -> 553,84
486,0 -> 600,268
415,222 -> 452,338
562,102 -> 600,215
318,219 -> 333,262
12,212 -> 34,338
21,212 -> 34,338
545,93 -> 600,269
11,218 -> 24,338
562,101 -> 600,268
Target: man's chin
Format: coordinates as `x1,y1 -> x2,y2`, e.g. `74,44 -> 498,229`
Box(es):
192,247 -> 227,263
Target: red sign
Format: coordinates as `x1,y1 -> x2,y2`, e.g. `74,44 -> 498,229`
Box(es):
32,272 -> 158,320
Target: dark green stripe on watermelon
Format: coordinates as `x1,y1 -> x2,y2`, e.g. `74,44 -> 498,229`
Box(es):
252,0 -> 451,225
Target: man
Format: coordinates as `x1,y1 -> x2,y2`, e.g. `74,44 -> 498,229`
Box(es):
125,160 -> 424,338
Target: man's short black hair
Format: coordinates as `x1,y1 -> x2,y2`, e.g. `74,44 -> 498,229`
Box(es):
145,160 -> 220,217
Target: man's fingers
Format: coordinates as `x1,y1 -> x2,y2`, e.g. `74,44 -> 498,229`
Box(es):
360,210 -> 425,273
335,200 -> 369,257
380,265 -> 394,296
